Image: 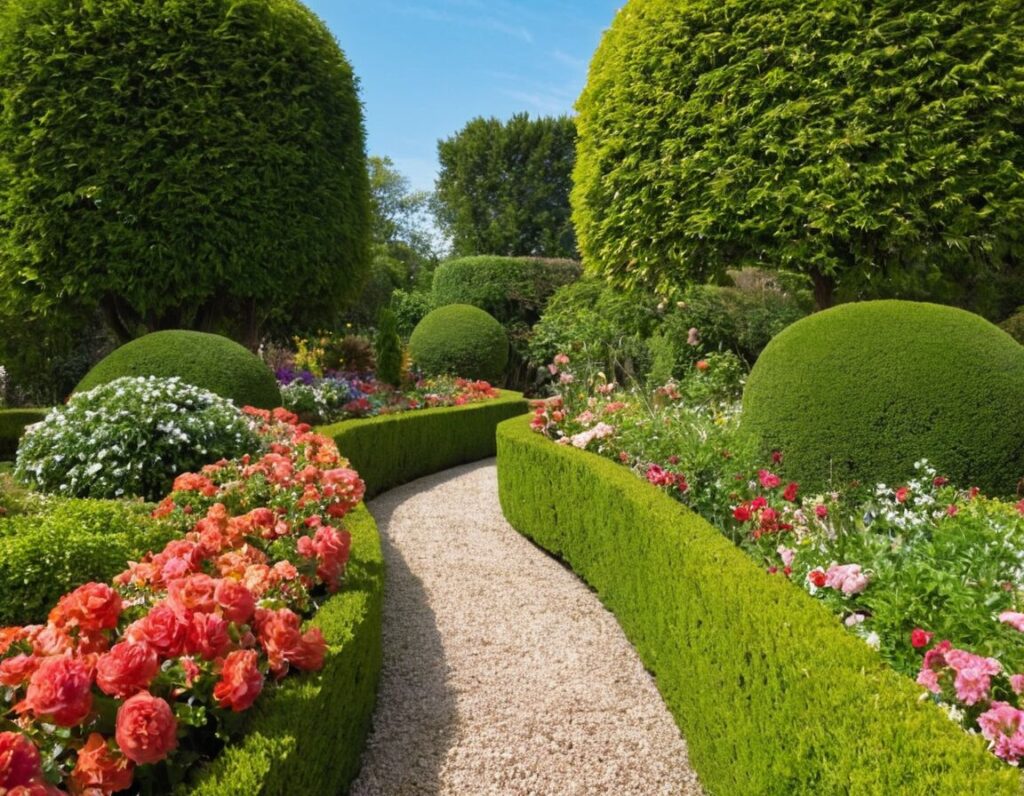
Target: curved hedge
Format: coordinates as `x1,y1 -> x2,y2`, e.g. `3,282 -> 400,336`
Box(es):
496,416 -> 1021,795
323,391 -> 528,498
77,330 -> 281,409
408,305 -> 509,383
431,256 -> 581,326
0,0 -> 370,337
186,504 -> 382,795
0,407 -> 47,458
743,301 -> 1024,494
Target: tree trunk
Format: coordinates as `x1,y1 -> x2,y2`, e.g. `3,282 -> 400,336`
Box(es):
811,269 -> 836,310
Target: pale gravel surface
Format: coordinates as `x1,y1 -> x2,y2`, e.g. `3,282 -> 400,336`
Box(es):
350,460 -> 703,796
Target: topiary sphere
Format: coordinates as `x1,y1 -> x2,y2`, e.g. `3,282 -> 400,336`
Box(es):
409,305 -> 509,383
0,0 -> 370,336
742,301 -> 1024,495
76,331 -> 281,409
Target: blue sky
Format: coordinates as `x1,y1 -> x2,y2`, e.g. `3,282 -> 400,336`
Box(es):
305,1 -> 622,193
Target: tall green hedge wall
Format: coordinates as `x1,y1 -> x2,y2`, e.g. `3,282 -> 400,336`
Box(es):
496,417 -> 1021,795
323,391 -> 529,498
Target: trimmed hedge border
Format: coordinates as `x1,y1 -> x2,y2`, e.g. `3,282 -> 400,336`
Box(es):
322,391 -> 529,498
0,408 -> 47,458
496,416 -> 1022,795
186,503 -> 383,795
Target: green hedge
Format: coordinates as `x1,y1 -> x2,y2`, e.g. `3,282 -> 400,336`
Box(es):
323,391 -> 529,498
495,417 -> 1021,795
185,504 -> 382,795
0,498 -> 178,625
0,408 -> 47,458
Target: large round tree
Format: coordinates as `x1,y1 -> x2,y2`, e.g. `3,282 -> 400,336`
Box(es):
0,0 -> 370,344
573,0 -> 1024,308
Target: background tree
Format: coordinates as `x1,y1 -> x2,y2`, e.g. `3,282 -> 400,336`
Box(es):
0,0 -> 371,347
435,114 -> 577,259
573,0 -> 1024,312
374,308 -> 403,388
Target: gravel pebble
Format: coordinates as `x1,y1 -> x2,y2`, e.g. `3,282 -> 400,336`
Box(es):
350,460 -> 704,796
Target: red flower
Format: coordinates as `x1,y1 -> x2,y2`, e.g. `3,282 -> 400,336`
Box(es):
0,655 -> 40,688
771,450 -> 783,465
0,732 -> 41,789
946,504 -> 959,517
782,482 -> 799,502
933,476 -> 949,487
215,579 -> 256,625
184,612 -> 232,661
695,360 -> 709,372
213,650 -> 264,712
758,470 -> 781,489
814,504 -> 829,519
166,574 -> 218,615
911,628 -> 935,649
70,733 -> 134,795
125,602 -> 190,659
49,582 -> 122,632
288,628 -> 327,672
732,504 -> 752,523
895,487 -> 909,504
96,642 -> 159,699
808,569 -> 827,588
114,692 -> 178,765
22,656 -> 93,727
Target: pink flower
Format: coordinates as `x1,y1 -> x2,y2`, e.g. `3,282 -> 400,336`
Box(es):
945,648 -> 1002,706
979,703 -> 1024,763
777,547 -> 795,568
999,611 -> 1024,633
895,487 -> 909,504
824,563 -> 869,596
946,504 -> 959,517
814,504 -> 828,519
686,328 -> 700,346
758,470 -> 781,490
554,353 -> 570,366
1011,675 -> 1024,695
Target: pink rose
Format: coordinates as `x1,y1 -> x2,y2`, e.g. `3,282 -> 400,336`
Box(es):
115,692 -> 178,765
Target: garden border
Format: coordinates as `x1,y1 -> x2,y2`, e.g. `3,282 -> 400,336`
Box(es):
322,390 -> 529,497
495,415 -> 1022,794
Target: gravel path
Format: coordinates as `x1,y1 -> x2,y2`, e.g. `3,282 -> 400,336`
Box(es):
350,460 -> 703,796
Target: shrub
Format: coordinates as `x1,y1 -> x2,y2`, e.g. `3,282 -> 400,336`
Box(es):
431,256 -> 581,327
374,309 -> 403,387
408,305 -> 509,383
324,390 -> 529,498
0,499 -> 177,625
0,0 -> 370,340
76,330 -> 281,409
647,284 -> 810,380
16,377 -> 259,500
743,301 -> 1024,495
1000,307 -> 1024,345
572,0 -> 1024,308
528,279 -> 660,385
391,289 -> 434,338
0,408 -> 47,459
496,416 -> 1020,794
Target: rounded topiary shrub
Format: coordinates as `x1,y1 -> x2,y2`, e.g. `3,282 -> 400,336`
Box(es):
742,301 -> 1024,495
0,0 -> 370,337
17,377 -> 260,500
409,305 -> 509,383
77,330 -> 281,408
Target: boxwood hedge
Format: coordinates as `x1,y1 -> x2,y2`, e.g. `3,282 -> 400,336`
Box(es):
408,305 -> 510,384
496,416 -> 1021,795
0,407 -> 47,458
323,391 -> 529,498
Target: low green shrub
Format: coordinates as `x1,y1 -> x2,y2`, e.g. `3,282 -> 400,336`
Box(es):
185,504 -> 383,795
323,391 -> 529,498
76,330 -> 281,408
431,256 -> 581,327
743,300 -> 1024,495
1000,307 -> 1024,345
408,304 -> 509,383
0,407 -> 47,458
496,416 -> 1021,795
0,498 -> 177,625
17,377 -> 260,500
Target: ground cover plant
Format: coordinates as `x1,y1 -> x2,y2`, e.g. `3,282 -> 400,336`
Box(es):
0,405 -> 366,793
529,351 -> 1024,767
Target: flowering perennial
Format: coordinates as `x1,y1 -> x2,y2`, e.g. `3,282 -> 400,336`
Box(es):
0,406 -> 365,793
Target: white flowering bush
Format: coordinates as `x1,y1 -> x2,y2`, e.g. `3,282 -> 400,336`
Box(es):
15,377 -> 259,500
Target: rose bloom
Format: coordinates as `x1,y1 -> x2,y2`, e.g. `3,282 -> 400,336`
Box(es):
0,731 -> 41,789
758,470 -> 781,490
124,603 -> 189,659
96,642 -> 159,699
215,579 -> 256,625
0,655 -> 40,688
70,733 -> 134,795
185,612 -> 232,661
289,628 -> 327,672
781,482 -> 798,502
166,574 -> 218,615
807,569 -> 827,588
23,655 -> 93,727
50,582 -> 122,632
910,628 -> 934,649
115,692 -> 178,765
213,650 -> 264,712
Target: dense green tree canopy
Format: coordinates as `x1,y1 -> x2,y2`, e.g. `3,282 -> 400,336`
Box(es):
435,113 -> 577,259
574,0 -> 1024,308
0,0 -> 370,344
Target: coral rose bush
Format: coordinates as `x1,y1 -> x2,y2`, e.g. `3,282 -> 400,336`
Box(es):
0,406 -> 364,793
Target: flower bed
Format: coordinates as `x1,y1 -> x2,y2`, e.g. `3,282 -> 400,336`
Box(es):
496,415 -> 1021,794
0,407 -> 379,794
323,389 -> 529,498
